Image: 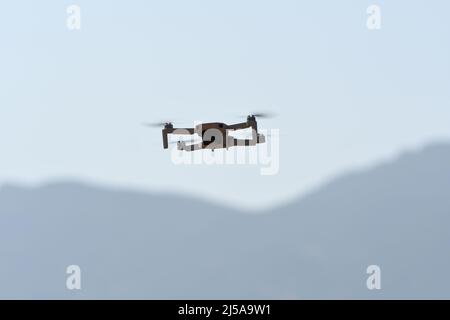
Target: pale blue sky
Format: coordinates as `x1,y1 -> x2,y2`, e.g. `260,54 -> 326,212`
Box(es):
1,1 -> 450,208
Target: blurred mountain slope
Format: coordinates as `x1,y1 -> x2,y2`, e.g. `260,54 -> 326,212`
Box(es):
1,143 -> 450,299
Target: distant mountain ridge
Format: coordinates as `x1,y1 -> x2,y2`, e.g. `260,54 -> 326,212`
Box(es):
1,142 -> 450,299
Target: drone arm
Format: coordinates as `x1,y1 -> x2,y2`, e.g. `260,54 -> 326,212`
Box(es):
172,128 -> 195,134
227,119 -> 259,142
227,117 -> 263,147
227,122 -> 250,130
162,128 -> 172,149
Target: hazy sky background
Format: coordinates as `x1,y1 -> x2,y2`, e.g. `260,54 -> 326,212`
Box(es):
1,1 -> 450,209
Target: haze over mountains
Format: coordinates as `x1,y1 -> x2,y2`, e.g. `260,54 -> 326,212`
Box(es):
1,142 -> 449,299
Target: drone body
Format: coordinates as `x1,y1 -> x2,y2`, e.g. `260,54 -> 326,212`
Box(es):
161,115 -> 266,152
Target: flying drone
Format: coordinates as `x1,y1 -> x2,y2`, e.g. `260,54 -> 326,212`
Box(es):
144,113 -> 274,152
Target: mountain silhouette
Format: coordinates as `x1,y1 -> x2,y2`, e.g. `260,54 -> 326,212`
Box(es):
1,142 -> 450,299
